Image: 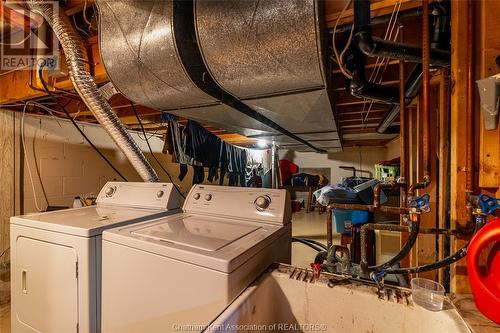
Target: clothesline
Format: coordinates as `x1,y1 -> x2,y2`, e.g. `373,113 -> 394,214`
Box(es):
164,119 -> 271,187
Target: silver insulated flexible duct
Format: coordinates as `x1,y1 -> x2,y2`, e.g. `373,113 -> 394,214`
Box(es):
26,0 -> 159,182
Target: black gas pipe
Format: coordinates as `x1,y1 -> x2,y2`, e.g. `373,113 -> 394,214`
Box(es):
347,0 -> 449,113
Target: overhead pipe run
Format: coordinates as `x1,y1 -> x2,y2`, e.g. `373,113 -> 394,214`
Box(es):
376,64 -> 423,133
376,3 -> 448,133
26,0 -> 159,182
348,0 -> 449,108
353,0 -> 450,67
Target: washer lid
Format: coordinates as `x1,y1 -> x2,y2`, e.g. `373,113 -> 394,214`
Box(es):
10,206 -> 177,237
103,213 -> 287,273
131,217 -> 259,251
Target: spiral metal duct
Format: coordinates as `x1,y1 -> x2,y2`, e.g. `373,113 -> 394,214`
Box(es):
26,0 -> 159,182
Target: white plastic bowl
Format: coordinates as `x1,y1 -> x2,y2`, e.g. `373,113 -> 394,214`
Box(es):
411,278 -> 445,311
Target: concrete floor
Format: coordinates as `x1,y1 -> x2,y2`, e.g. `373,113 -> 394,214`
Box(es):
0,210 -> 332,332
291,209 -> 336,268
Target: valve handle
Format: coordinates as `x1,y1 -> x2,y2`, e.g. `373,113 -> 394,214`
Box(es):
478,194 -> 500,215
310,263 -> 322,279
408,193 -> 431,212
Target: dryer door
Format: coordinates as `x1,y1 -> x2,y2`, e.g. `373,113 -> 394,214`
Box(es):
14,237 -> 79,332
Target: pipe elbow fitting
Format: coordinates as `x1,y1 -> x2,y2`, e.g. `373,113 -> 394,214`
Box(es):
356,32 -> 376,57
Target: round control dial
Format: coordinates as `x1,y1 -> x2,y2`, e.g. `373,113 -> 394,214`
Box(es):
193,193 -> 201,200
205,194 -> 213,201
254,195 -> 271,211
105,186 -> 116,197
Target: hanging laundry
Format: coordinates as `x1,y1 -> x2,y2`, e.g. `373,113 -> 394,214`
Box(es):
185,120 -> 223,168
166,119 -> 265,188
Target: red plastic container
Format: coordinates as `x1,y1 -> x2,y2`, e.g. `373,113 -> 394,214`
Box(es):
467,217 -> 500,324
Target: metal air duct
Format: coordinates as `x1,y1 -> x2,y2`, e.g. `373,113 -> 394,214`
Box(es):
194,0 -> 342,151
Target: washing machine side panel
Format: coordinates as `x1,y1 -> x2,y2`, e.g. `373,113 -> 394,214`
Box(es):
227,226 -> 292,299
101,241 -> 230,333
10,224 -> 96,333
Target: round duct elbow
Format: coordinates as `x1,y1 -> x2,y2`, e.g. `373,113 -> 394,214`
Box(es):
25,0 -> 158,182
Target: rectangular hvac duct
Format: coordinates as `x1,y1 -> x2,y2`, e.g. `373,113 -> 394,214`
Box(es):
97,0 -> 341,151
194,0 -> 341,151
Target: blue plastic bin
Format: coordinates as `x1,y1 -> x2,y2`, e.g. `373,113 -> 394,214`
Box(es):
333,209 -> 369,234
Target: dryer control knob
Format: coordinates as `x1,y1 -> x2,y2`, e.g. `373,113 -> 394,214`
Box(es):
193,193 -> 201,200
255,196 -> 271,210
157,190 -> 164,198
105,186 -> 116,197
205,194 -> 213,201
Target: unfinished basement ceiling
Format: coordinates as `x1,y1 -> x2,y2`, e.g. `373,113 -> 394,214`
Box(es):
0,0 -> 427,149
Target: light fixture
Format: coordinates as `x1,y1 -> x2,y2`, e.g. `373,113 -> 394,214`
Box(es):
257,139 -> 269,148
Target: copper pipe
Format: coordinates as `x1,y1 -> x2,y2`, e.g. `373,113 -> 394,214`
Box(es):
362,223 -> 461,237
422,0 -> 431,182
399,47 -> 409,208
373,181 -> 406,208
465,0 -> 475,221
327,209 -> 333,248
408,0 -> 432,198
327,203 -> 410,215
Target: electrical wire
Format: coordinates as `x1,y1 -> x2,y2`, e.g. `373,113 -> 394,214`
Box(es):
72,15 -> 90,38
0,31 -> 32,46
131,104 -> 185,199
83,0 -> 93,27
0,247 -> 9,260
21,103 -> 45,212
360,0 -> 402,124
332,0 -> 354,79
38,65 -> 128,181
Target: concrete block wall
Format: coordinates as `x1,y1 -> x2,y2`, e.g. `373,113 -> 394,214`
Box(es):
19,114 -> 198,213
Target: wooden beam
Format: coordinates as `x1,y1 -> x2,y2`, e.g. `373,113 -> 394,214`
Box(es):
437,70 -> 450,286
478,1 -> 500,190
0,36 -> 107,104
342,139 -> 390,147
449,0 -> 472,294
326,0 -> 426,28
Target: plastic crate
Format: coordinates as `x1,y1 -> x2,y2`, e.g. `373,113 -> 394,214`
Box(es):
333,209 -> 370,234
375,164 -> 400,181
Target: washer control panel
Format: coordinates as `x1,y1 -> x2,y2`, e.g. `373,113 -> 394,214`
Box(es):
184,185 -> 291,225
97,182 -> 183,210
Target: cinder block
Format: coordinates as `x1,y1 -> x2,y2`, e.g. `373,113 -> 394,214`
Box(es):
40,177 -> 63,197
63,176 -> 100,197
32,137 -> 64,159
40,157 -> 84,177
64,143 -> 94,160
45,195 -> 77,209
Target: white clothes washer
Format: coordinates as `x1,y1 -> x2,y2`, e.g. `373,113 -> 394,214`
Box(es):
101,184 -> 291,333
10,182 -> 183,333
